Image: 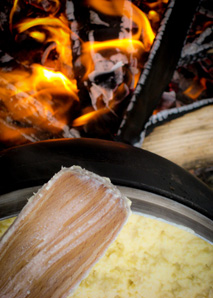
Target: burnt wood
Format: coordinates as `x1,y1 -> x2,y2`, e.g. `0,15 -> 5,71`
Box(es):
116,0 -> 201,145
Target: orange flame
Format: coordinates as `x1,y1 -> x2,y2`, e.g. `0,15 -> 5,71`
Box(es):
9,0 -> 19,31
28,31 -> 46,43
0,64 -> 78,134
84,39 -> 144,53
0,120 -> 40,146
16,16 -> 69,33
183,77 -> 207,100
81,38 -> 144,80
1,0 -> 158,146
15,15 -> 73,75
87,0 -> 155,50
72,109 -> 108,127
123,1 -> 155,49
87,0 -> 125,16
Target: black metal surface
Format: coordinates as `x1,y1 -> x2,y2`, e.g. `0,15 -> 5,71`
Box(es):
0,138 -> 212,220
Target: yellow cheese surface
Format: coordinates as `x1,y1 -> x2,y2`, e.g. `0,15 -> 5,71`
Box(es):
1,213 -> 212,298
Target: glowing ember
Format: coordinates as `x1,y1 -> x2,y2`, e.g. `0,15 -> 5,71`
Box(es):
0,0 -> 160,147
183,77 -> 207,100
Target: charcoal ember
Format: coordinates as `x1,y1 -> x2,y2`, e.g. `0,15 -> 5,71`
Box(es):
88,55 -> 130,109
179,26 -> 213,67
154,90 -> 178,112
170,59 -> 213,104
93,71 -> 119,90
26,0 -> 62,13
68,1 -> 122,84
66,0 -> 140,137
199,56 -> 213,78
198,0 -> 213,18
79,91 -> 133,140
159,0 -> 213,112
178,0 -> 213,69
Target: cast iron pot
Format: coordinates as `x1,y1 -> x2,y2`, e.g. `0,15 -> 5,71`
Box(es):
0,138 -> 212,242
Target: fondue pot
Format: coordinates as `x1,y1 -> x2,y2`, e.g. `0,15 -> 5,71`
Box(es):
0,138 -> 212,243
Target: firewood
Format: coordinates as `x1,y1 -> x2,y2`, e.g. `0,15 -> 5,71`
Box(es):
142,105 -> 213,170
0,166 -> 131,298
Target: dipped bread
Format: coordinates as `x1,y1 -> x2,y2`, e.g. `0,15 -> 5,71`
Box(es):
0,166 -> 131,298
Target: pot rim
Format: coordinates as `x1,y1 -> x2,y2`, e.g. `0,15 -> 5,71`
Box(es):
0,138 -> 212,220
1,185 -> 212,244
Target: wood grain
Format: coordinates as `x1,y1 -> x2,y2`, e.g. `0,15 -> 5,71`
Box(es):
0,166 -> 130,298
142,105 -> 213,170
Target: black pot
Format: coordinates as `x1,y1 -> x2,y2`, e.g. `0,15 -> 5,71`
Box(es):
0,138 -> 212,242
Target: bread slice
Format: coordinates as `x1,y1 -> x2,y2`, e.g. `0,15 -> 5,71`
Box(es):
0,166 -> 131,298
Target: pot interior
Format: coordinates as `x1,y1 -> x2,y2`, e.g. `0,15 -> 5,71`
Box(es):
1,185 -> 212,244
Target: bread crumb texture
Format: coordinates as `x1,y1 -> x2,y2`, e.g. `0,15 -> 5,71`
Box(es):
0,213 -> 212,298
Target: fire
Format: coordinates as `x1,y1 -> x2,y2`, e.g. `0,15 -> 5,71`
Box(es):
87,0 -> 155,49
0,64 -> 78,133
86,0 -> 125,16
28,31 -> 46,43
0,0 -> 158,147
10,0 -> 60,27
15,16 -> 68,33
72,109 -> 109,127
15,15 -> 73,76
123,0 -> 155,49
83,39 -> 144,53
31,64 -> 78,96
183,77 -> 207,100
80,38 -> 145,81
9,0 -> 19,31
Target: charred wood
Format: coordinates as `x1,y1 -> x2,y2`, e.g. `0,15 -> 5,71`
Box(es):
179,26 -> 213,67
116,0 -> 204,145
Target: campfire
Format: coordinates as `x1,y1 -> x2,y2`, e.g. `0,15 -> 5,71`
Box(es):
0,0 -> 159,148
0,0 -> 212,149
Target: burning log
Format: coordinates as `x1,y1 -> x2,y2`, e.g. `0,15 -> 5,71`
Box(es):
66,0 -> 155,138
116,0 -> 202,145
179,26 -> 213,67
0,166 -> 130,298
0,0 -> 211,150
0,62 -> 79,148
141,0 -> 213,149
0,0 -> 160,146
